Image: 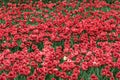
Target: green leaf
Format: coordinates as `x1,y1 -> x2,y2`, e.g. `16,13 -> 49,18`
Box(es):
78,0 -> 83,2
37,42 -> 44,51
60,58 -> 65,63
45,74 -> 54,80
111,68 -> 119,78
66,70 -> 73,76
62,10 -> 66,15
101,6 -> 111,12
38,63 -> 42,68
118,34 -> 120,38
105,0 -> 115,4
2,0 -> 9,6
30,67 -> 34,75
14,75 -> 26,80
66,6 -> 73,12
70,37 -> 74,48
17,40 -> 22,46
10,46 -> 22,53
0,70 -> 3,75
52,40 -> 64,51
0,19 -> 5,24
27,46 -> 34,53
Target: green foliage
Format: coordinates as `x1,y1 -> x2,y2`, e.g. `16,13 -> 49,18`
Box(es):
78,67 -> 109,80
37,42 -> 44,51
70,36 -> 74,48
30,67 -> 35,75
10,46 -> 22,53
0,19 -> 5,24
27,45 -> 34,52
45,74 -> 54,80
2,0 -> 9,6
101,6 -> 111,12
105,0 -> 116,4
14,75 -> 26,80
52,40 -> 64,50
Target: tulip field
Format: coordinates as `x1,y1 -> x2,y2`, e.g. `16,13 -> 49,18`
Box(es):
0,0 -> 120,80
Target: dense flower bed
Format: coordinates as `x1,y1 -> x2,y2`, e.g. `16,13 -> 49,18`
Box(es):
0,0 -> 120,80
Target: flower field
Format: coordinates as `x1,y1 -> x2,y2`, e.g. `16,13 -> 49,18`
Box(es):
0,0 -> 120,80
